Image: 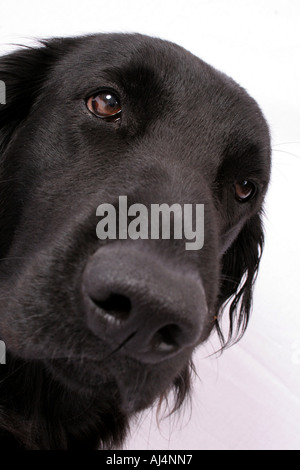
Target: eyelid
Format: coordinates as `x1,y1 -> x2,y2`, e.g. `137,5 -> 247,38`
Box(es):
85,86 -> 122,103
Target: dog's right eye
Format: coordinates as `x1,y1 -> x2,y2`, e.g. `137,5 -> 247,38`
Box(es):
233,180 -> 257,203
86,91 -> 121,121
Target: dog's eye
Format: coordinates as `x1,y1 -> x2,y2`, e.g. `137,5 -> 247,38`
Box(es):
234,180 -> 257,202
86,91 -> 121,121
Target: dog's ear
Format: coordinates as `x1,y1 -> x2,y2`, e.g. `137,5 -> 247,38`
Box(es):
0,39 -> 76,152
216,212 -> 264,347
0,44 -> 55,255
0,41 -> 76,258
0,40 -> 77,256
0,46 -> 46,151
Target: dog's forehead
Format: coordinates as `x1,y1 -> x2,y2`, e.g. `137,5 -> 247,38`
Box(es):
52,34 -> 220,95
53,34 -> 204,94
48,34 -> 269,153
54,34 -> 259,119
67,33 -> 200,73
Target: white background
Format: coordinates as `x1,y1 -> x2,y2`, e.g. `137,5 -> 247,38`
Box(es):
1,0 -> 299,450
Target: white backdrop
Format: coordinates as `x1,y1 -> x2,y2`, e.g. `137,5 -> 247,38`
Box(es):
1,0 -> 299,450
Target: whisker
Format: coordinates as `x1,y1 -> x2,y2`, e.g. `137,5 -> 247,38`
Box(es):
272,141 -> 300,146
272,148 -> 300,160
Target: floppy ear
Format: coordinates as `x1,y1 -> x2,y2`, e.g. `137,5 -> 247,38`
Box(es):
0,40 -> 76,256
0,44 -> 63,258
0,39 -> 75,152
216,211 -> 264,347
0,45 -> 51,255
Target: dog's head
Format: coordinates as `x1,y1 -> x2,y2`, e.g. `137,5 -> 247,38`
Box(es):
0,33 -> 271,448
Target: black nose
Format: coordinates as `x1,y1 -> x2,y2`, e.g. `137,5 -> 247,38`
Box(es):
81,244 -> 207,364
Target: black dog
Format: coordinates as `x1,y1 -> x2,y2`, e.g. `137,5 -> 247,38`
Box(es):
0,33 -> 271,449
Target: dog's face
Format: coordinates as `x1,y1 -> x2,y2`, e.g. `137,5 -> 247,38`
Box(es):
0,34 -> 270,436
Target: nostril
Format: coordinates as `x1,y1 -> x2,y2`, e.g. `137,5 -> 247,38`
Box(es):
82,245 -> 206,363
91,293 -> 131,325
151,324 -> 181,353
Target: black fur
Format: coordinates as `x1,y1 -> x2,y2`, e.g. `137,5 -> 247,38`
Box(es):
0,33 -> 271,449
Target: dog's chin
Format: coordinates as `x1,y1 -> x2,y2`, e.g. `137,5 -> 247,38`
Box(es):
46,358 -> 116,395
45,356 -> 166,414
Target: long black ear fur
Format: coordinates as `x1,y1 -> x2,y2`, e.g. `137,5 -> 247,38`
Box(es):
0,40 -> 78,256
0,39 -> 79,151
216,212 -> 264,347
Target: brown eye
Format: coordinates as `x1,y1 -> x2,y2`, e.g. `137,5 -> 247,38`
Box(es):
234,180 -> 257,202
87,91 -> 121,120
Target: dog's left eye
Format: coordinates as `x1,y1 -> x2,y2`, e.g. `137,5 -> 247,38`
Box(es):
234,180 -> 257,202
86,91 -> 121,121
